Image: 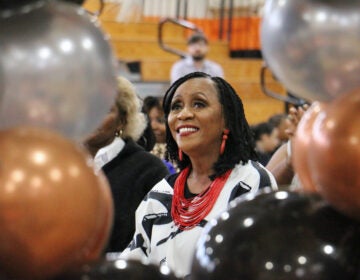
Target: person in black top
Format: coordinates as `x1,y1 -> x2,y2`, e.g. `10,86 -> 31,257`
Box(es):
251,121 -> 280,166
83,76 -> 169,253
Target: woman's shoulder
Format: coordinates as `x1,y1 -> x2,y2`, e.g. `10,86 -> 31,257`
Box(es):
232,160 -> 277,190
144,172 -> 180,195
142,172 -> 182,202
164,172 -> 180,187
140,177 -> 174,212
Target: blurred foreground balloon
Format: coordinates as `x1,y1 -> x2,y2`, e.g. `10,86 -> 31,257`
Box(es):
192,189 -> 360,280
55,259 -> 179,280
59,0 -> 85,5
292,102 -> 325,192
0,0 -> 117,141
261,0 -> 360,102
0,0 -> 46,16
308,89 -> 360,220
0,126 -> 113,280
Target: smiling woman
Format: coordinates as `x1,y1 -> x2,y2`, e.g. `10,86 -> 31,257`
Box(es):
167,77 -> 225,168
120,72 -> 278,279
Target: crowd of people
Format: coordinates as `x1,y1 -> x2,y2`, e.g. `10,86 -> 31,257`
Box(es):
80,32 -> 309,279
3,1 -> 357,278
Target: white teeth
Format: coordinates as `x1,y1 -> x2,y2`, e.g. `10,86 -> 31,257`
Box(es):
178,127 -> 197,133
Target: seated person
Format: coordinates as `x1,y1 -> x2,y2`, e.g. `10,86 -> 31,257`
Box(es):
251,121 -> 280,166
120,72 -> 278,278
83,77 -> 169,253
268,113 -> 291,143
266,105 -> 309,186
170,32 -> 224,84
142,96 -> 177,174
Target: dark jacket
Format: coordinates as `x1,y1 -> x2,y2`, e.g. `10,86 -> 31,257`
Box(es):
102,139 -> 169,252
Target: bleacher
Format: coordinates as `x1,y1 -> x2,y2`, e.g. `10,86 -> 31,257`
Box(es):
84,0 -> 287,124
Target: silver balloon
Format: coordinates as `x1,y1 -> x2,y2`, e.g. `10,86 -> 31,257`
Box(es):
0,1 -> 47,18
261,0 -> 360,102
0,1 -> 117,141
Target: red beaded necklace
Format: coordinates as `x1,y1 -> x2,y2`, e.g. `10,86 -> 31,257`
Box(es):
171,166 -> 232,230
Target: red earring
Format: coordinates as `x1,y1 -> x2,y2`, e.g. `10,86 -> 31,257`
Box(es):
178,149 -> 183,161
220,129 -> 230,155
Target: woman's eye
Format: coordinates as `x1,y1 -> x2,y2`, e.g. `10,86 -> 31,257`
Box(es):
194,101 -> 206,108
157,117 -> 166,124
170,102 -> 182,111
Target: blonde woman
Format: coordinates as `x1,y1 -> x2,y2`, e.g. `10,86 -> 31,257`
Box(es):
84,76 -> 169,253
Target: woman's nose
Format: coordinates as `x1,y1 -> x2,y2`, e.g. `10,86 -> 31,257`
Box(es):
177,106 -> 194,120
152,122 -> 162,131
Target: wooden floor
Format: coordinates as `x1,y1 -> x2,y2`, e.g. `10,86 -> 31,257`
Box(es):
89,4 -> 287,124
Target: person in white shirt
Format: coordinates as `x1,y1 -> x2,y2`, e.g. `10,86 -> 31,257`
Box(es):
170,32 -> 224,84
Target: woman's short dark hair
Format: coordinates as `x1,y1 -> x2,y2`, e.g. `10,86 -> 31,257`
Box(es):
251,122 -> 275,141
142,96 -> 162,115
163,72 -> 257,178
187,32 -> 208,45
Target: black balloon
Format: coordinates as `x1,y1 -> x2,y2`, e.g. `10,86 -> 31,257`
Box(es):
54,259 -> 179,280
191,189 -> 360,280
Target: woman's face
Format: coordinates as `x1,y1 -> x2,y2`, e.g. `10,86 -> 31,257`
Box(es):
167,78 -> 226,157
97,105 -> 121,138
86,104 -> 121,147
149,107 -> 166,143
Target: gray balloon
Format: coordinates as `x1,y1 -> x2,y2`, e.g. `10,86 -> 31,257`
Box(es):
261,0 -> 360,102
0,1 -> 117,141
0,0 -> 46,16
